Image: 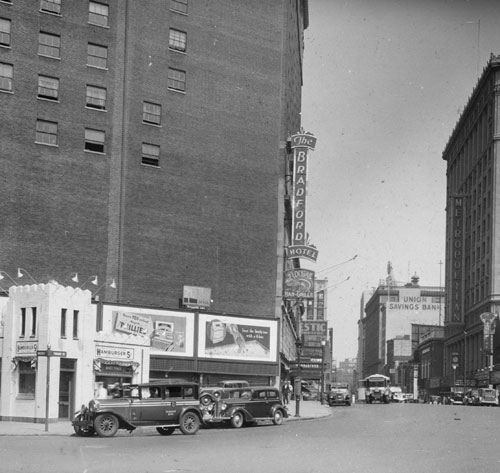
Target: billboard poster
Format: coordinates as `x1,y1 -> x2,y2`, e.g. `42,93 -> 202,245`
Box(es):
104,306 -> 195,357
198,313 -> 278,362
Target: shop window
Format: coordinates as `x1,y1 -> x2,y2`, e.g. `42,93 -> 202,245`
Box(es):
18,361 -> 36,399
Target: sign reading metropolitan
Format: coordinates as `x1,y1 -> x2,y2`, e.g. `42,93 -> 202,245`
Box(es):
287,130 -> 318,263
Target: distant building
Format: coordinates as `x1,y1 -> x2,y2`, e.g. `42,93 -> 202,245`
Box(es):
386,335 -> 412,386
358,263 -> 445,378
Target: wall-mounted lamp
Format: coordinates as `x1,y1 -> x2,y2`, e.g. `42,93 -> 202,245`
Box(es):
92,279 -> 117,299
17,268 -> 38,284
79,275 -> 99,289
0,270 -> 17,285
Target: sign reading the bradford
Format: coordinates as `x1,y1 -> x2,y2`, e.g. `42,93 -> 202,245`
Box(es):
105,306 -> 195,357
198,314 -> 278,362
287,130 -> 318,263
284,268 -> 315,299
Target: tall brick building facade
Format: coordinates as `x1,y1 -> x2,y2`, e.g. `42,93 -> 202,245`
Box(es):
0,0 -> 308,320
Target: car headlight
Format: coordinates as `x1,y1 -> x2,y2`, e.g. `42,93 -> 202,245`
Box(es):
89,400 -> 99,413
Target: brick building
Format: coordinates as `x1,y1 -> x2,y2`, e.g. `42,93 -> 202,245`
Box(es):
0,1 -> 310,382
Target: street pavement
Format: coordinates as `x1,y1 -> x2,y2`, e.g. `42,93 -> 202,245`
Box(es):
0,399 -> 332,436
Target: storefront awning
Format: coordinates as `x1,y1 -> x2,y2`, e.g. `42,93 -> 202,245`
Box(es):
11,356 -> 36,371
94,357 -> 139,373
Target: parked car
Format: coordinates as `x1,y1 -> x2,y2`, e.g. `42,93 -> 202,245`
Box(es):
449,392 -> 464,405
327,383 -> 351,406
389,387 -> 406,403
72,381 -> 204,437
464,388 -> 498,406
200,380 -> 250,399
200,386 -> 288,428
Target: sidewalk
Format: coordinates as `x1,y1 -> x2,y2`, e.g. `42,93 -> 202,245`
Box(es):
0,400 -> 331,436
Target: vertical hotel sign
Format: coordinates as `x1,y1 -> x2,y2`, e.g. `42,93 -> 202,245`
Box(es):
451,196 -> 464,323
287,130 -> 318,262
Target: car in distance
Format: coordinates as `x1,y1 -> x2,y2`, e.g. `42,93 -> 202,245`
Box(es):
327,383 -> 351,406
389,386 -> 406,403
464,388 -> 498,406
72,381 -> 204,437
200,386 -> 288,428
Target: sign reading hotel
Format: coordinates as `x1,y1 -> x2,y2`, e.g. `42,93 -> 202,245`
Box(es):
284,268 -> 315,299
287,130 -> 319,263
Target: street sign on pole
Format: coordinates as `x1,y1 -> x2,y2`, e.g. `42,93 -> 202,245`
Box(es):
36,346 -> 67,432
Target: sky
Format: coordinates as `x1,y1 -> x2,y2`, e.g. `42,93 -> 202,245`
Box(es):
300,0 -> 500,362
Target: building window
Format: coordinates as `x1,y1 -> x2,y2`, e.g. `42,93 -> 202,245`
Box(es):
36,119 -> 58,146
40,0 -> 61,15
85,128 -> 105,153
86,85 -> 106,110
87,43 -> 107,69
169,29 -> 187,52
73,310 -> 79,338
39,31 -> 61,58
0,18 -> 11,47
167,68 -> 186,92
89,1 -> 109,27
143,102 -> 161,125
18,361 -> 36,398
142,143 -> 160,167
30,307 -> 37,337
38,75 -> 59,100
0,62 -> 13,91
170,0 -> 187,14
61,308 -> 67,337
20,307 -> 26,337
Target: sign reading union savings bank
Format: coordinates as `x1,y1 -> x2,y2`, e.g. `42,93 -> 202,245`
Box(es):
287,130 -> 318,263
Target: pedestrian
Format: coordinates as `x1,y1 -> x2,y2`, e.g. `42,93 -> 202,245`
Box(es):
283,380 -> 292,404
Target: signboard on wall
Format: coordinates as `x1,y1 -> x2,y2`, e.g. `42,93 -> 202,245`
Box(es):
284,269 -> 315,299
198,313 -> 278,362
104,306 -> 195,357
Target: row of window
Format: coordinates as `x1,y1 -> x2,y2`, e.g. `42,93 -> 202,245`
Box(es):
18,307 -> 79,339
0,0 -> 188,17
35,119 -> 162,167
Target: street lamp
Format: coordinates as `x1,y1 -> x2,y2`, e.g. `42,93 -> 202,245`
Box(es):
320,339 -> 326,405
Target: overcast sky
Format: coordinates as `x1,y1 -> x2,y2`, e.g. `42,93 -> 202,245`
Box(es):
300,0 -> 500,362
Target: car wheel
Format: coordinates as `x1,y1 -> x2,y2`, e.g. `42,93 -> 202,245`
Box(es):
94,413 -> 119,438
231,411 -> 245,428
272,409 -> 284,425
179,412 -> 200,435
156,427 -> 176,436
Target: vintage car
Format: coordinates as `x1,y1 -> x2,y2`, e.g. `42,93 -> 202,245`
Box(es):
72,381 -> 204,437
327,383 -> 351,406
389,386 -> 406,403
464,388 -> 498,406
199,386 -> 288,428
